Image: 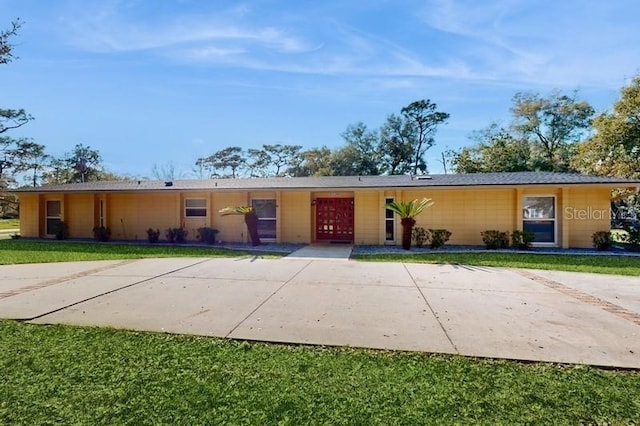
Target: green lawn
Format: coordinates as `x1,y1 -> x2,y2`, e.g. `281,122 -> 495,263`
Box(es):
2,240 -> 639,276
0,239 -> 279,265
353,252 -> 640,276
0,218 -> 19,230
1,320 -> 638,424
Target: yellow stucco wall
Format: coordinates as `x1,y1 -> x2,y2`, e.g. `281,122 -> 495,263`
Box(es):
17,193 -> 39,237
280,191 -> 311,243
354,191 -> 380,245
108,193 -> 179,241
65,194 -> 94,238
564,188 -> 611,248
401,188 -> 516,246
212,191 -> 248,243
16,184 -> 617,248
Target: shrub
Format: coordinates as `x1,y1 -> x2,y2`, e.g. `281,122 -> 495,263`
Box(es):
92,226 -> 112,242
53,221 -> 69,240
481,230 -> 509,249
622,225 -> 640,252
10,233 -> 21,239
197,227 -> 219,245
428,229 -> 452,249
411,226 -> 428,248
591,231 -> 612,251
511,230 -> 534,250
146,228 -> 160,243
166,227 -> 188,244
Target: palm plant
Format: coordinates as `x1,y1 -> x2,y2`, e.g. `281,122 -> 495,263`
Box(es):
219,206 -> 261,246
386,198 -> 434,250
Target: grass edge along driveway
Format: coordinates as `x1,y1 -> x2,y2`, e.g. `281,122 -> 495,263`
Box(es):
353,251 -> 640,276
1,240 -> 639,276
1,320 -> 639,424
0,239 -> 281,265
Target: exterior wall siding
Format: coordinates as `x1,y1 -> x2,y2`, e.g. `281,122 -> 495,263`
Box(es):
17,194 -> 39,237
280,191 -> 311,243
108,193 -> 179,241
16,184 -> 617,248
402,188 -> 516,246
212,191 -> 248,243
564,188 -> 611,248
354,191 -> 380,245
65,194 -> 94,238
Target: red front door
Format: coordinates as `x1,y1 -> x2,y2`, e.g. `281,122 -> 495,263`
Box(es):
315,198 -> 354,242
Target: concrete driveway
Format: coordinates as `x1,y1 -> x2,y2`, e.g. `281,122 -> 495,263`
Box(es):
1,255 -> 639,368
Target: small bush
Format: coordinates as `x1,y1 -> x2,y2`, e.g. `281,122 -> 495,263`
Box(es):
411,226 -> 428,248
166,227 -> 188,244
591,231 -> 612,251
428,229 -> 452,249
622,225 -> 640,252
481,230 -> 509,249
511,230 -> 534,250
10,233 -> 21,239
92,226 -> 112,242
53,221 -> 69,240
146,228 -> 161,243
197,227 -> 219,245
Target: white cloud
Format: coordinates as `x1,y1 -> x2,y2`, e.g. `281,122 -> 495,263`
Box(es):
57,0 -> 640,89
418,0 -> 640,88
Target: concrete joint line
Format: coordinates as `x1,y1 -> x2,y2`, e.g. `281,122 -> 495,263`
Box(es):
403,263 -> 460,354
0,260 -> 137,300
23,258 -> 213,322
514,269 -> 640,327
225,260 -> 313,338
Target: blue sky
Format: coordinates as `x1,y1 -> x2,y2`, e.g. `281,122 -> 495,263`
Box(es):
2,0 -> 639,177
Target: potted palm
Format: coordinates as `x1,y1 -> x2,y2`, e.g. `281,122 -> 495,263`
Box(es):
219,206 -> 261,246
386,198 -> 434,250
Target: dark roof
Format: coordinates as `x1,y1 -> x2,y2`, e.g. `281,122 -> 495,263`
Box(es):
13,172 -> 640,193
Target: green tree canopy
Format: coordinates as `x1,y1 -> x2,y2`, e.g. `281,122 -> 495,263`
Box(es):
511,90 -> 594,171
450,124 -> 531,173
44,144 -> 104,184
450,90 -> 594,173
330,123 -> 381,176
401,100 -> 450,175
573,74 -> 640,179
378,101 -> 449,175
0,19 -> 21,65
197,146 -> 246,179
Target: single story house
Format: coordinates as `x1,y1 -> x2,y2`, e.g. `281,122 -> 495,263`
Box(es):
14,172 -> 640,248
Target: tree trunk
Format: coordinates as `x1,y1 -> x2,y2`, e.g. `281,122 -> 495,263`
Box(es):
400,217 -> 416,250
244,212 -> 261,246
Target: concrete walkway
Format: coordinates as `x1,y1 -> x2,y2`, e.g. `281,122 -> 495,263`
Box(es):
286,244 -> 353,260
0,256 -> 639,368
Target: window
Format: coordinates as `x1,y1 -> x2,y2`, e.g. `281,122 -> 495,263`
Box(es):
251,199 -> 276,240
523,196 -> 556,244
385,197 -> 395,243
46,200 -> 62,235
185,199 -> 207,217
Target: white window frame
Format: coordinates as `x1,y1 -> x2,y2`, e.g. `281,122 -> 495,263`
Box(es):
522,195 -> 557,246
184,198 -> 207,218
384,197 -> 396,244
251,199 -> 277,242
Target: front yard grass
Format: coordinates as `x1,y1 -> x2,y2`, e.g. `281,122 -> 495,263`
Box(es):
0,218 -> 19,230
353,252 -> 640,276
0,239 -> 277,265
1,320 -> 638,424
